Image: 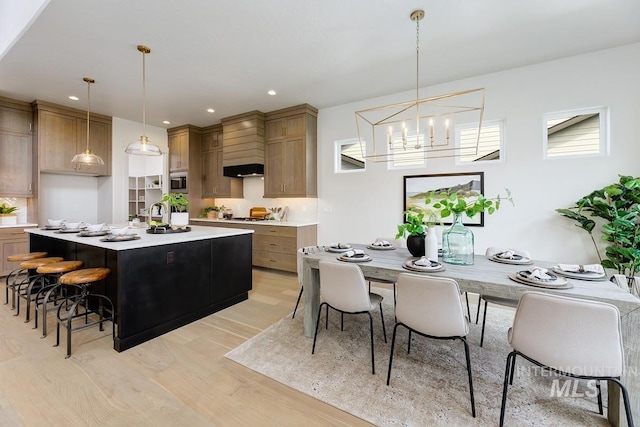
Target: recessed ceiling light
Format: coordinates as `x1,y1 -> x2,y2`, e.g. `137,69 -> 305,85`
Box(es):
267,90 -> 276,96
68,95 -> 79,101
162,120 -> 170,125
207,108 -> 215,113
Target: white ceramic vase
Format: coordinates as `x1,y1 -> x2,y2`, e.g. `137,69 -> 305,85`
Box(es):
425,226 -> 439,261
171,212 -> 189,227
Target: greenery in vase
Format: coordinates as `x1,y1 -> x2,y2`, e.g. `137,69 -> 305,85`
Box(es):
161,192 -> 189,213
556,175 -> 640,280
425,188 -> 513,221
395,208 -> 433,239
0,203 -> 18,214
199,206 -> 220,217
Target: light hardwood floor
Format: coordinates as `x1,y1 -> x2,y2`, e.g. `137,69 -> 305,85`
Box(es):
0,268 -> 373,426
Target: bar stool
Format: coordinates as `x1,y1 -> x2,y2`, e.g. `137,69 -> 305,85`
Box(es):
33,260 -> 84,338
55,268 -> 114,359
14,257 -> 64,322
5,252 -> 48,308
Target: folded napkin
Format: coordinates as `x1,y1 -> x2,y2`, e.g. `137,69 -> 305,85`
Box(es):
495,250 -> 523,260
525,266 -> 556,281
330,243 -> 351,249
372,240 -> 391,247
414,257 -> 438,267
343,249 -> 366,258
556,263 -> 605,275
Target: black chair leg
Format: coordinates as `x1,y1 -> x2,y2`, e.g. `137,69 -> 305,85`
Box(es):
464,292 -> 471,322
461,337 -> 476,417
407,330 -> 412,354
596,380 -> 603,415
325,304 -> 329,329
386,323 -> 401,385
311,302 -> 326,354
367,312 -> 375,374
500,351 -> 516,426
480,299 -> 488,347
292,286 -> 303,319
340,312 -> 344,331
509,353 -> 517,385
379,303 -> 387,343
475,296 -> 482,324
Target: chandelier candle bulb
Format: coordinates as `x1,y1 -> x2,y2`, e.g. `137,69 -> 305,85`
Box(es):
388,127 -> 393,145
445,120 -> 450,140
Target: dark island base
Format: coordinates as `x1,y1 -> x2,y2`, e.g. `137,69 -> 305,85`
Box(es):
30,233 -> 253,352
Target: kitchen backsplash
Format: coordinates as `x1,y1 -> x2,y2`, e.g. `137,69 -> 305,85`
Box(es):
0,197 -> 29,224
213,176 -> 318,222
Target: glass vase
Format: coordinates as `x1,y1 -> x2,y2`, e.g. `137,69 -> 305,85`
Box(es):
442,213 -> 474,265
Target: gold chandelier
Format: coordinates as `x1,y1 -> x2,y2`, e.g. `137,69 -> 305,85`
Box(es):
355,9 -> 485,163
71,77 -> 105,166
125,45 -> 162,156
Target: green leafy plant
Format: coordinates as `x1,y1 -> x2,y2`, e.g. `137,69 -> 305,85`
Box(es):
161,192 -> 189,212
425,189 -> 513,220
395,208 -> 432,238
556,175 -> 640,281
0,203 -> 18,214
199,206 -> 220,217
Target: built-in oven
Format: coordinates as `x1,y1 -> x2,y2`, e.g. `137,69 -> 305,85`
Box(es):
169,173 -> 187,192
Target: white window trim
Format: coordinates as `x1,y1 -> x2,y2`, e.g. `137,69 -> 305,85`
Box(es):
334,139 -> 366,174
454,119 -> 505,166
542,106 -> 609,160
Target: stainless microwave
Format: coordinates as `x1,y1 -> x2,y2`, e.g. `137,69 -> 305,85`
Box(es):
170,175 -> 187,190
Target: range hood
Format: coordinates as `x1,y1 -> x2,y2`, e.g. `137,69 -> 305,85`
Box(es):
223,163 -> 264,177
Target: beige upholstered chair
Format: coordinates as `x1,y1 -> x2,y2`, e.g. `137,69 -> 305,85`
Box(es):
477,247 -> 531,347
386,273 -> 475,418
293,246 -> 322,319
500,292 -> 634,426
312,260 -> 387,374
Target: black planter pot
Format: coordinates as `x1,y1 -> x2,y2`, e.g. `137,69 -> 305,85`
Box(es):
406,234 -> 425,257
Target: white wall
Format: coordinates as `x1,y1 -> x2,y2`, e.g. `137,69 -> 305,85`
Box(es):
317,43 -> 640,264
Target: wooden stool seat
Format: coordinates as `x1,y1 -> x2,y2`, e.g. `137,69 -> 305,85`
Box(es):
20,257 -> 64,270
60,268 -> 110,286
36,260 -> 83,275
7,252 -> 48,262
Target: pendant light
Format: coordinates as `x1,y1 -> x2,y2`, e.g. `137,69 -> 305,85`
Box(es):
125,45 -> 162,156
71,77 -> 105,166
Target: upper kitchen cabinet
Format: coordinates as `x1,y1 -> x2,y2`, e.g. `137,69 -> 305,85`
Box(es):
168,127 -> 192,172
0,97 -> 33,196
167,125 -> 204,217
32,100 -> 111,176
264,104 -> 317,198
201,124 -> 242,199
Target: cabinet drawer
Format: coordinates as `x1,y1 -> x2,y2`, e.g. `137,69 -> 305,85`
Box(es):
253,235 -> 296,254
252,225 -> 297,238
253,250 -> 296,272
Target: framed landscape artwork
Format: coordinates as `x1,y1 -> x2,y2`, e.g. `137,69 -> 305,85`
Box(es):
403,172 -> 485,226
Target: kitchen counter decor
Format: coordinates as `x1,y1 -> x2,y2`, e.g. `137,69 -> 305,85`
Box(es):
146,225 -> 191,234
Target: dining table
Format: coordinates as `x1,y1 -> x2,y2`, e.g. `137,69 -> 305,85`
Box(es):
301,243 -> 640,427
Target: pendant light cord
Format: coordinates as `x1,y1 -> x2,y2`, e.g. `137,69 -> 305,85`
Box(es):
142,48 -> 146,139
86,78 -> 91,152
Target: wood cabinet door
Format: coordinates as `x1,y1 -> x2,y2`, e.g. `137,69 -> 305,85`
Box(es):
0,132 -> 32,196
265,118 -> 285,140
0,233 -> 29,276
282,137 -> 306,195
264,140 -> 284,197
214,148 -> 232,196
0,105 -> 31,134
169,132 -> 188,171
39,111 -> 76,173
284,115 -> 305,137
75,119 -> 111,175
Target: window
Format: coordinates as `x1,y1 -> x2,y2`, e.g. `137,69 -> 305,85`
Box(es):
388,131 -> 426,169
543,107 -> 608,158
455,120 -> 504,164
335,139 -> 365,173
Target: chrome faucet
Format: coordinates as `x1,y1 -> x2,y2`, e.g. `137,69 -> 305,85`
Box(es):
147,201 -> 168,227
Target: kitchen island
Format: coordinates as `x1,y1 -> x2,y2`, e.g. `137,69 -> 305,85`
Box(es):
27,225 -> 253,351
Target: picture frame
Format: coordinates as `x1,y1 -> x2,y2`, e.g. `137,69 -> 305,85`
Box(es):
403,172 -> 485,226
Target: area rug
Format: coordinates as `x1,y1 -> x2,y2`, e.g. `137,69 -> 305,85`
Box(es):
225,288 -> 609,426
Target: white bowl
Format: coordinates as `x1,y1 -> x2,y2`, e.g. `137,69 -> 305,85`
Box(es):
86,223 -> 105,232
63,221 -> 83,230
48,219 -> 64,226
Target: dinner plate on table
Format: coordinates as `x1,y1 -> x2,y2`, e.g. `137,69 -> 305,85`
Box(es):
403,258 -> 445,272
55,228 -> 84,234
366,243 -> 395,251
551,267 -> 607,281
100,234 -> 140,242
508,271 -> 572,289
338,253 -> 372,263
326,244 -> 352,253
489,254 -> 533,265
77,230 -> 109,237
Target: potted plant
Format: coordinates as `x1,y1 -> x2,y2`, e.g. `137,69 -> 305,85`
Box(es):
425,189 -> 513,265
556,175 -> 640,296
0,203 -> 18,225
396,208 -> 432,257
200,206 -> 220,219
161,192 -> 189,226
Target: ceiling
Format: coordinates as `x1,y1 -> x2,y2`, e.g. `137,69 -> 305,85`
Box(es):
1,0 -> 639,129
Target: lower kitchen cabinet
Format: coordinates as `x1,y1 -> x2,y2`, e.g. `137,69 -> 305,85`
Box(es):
191,220 -> 317,273
0,226 -> 35,277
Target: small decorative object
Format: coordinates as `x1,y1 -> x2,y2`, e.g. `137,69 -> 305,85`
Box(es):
396,208 -> 429,257
556,174 -> 640,296
161,192 -> 189,226
200,206 -> 220,219
424,226 -> 439,260
426,188 -> 513,265
0,203 -> 18,225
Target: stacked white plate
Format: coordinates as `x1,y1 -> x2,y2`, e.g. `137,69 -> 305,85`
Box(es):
366,242 -> 395,250
403,257 -> 445,272
338,250 -> 372,263
489,253 -> 533,265
326,244 -> 352,253
551,266 -> 606,281
509,270 -> 572,289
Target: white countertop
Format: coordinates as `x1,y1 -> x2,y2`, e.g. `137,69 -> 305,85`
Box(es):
191,218 -> 318,227
0,223 -> 38,229
27,225 -> 253,251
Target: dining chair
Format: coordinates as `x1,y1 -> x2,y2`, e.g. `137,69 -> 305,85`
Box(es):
312,260 -> 387,374
386,273 -> 475,418
500,291 -> 634,427
477,247 -> 530,347
293,246 -> 323,319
